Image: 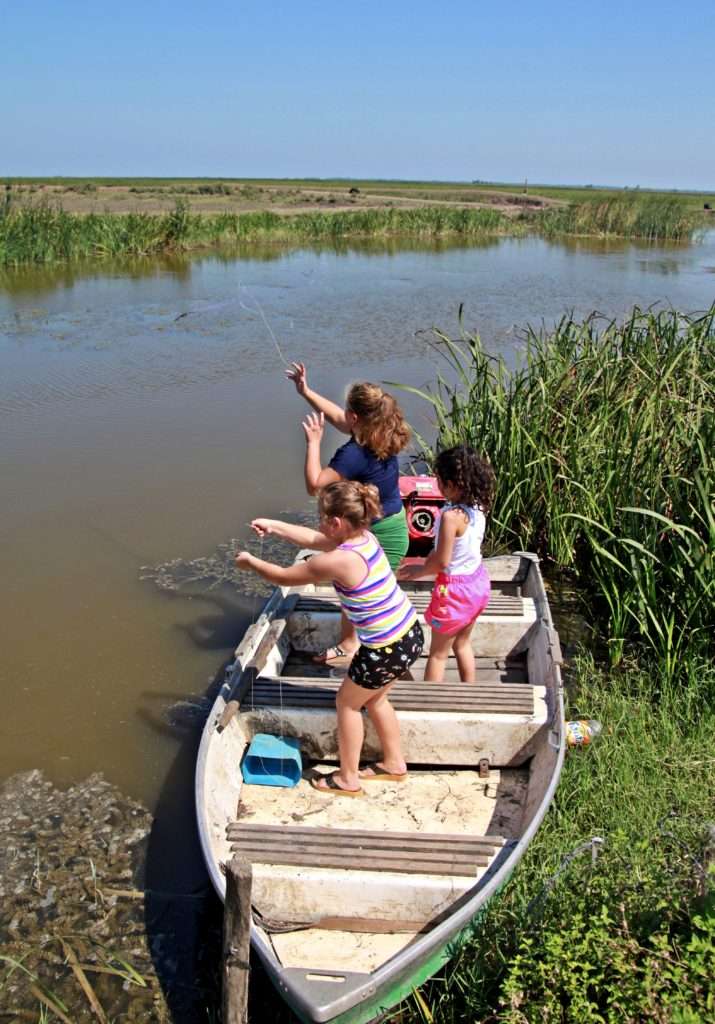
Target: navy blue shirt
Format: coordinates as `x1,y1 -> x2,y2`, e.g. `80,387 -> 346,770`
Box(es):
328,438 -> 402,518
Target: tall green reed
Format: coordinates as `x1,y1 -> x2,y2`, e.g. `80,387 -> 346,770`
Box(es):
0,199 -> 513,265
398,305 -> 715,683
534,192 -> 699,241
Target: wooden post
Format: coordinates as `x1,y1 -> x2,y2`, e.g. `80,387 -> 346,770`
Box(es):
222,856 -> 253,1024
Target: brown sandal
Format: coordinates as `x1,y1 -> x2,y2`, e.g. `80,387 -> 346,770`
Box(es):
311,772 -> 364,798
312,645 -> 352,664
359,762 -> 408,783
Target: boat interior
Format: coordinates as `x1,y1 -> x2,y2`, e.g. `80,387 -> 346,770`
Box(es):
198,554 -> 562,983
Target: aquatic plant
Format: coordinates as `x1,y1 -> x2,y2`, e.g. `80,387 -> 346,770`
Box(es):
532,192 -> 700,241
0,198 -> 513,265
397,305 -> 715,681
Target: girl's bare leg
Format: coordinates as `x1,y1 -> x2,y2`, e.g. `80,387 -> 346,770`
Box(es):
424,629 -> 454,682
316,677 -> 371,792
453,619 -> 477,682
363,684 -> 406,776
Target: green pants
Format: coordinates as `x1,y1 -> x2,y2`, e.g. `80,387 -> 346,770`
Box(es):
371,507 -> 409,571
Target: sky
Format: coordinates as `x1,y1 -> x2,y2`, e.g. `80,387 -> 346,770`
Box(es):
2,0 -> 713,190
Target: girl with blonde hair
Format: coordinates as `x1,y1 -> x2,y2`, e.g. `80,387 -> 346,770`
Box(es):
236,480 -> 423,796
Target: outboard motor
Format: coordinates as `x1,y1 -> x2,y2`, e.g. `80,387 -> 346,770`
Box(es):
399,475 -> 446,555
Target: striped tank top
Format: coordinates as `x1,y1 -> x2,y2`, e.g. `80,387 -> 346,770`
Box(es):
333,532 -> 417,649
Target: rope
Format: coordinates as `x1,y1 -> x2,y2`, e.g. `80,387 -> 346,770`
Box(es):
526,835 -> 605,917
238,281 -> 291,368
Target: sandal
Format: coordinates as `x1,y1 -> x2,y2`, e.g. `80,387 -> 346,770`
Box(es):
311,772 -> 364,798
359,762 -> 408,783
312,645 -> 353,664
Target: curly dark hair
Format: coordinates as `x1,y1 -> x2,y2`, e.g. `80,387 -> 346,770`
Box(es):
434,444 -> 495,513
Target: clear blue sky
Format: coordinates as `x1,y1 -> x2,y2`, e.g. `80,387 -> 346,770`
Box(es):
2,0 -> 713,189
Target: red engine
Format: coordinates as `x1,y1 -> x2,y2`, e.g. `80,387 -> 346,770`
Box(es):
399,475 -> 446,554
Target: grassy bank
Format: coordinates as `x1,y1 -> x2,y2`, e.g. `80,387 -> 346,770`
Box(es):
1,186 -> 710,264
394,657 -> 715,1024
0,199 -> 512,265
390,305 -> 714,1022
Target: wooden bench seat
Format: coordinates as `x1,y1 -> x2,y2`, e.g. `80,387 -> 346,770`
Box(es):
295,592 -> 524,616
226,823 -> 505,876
287,592 -> 538,660
225,823 -> 508,929
245,677 -> 536,715
282,652 -> 528,685
240,677 -> 547,766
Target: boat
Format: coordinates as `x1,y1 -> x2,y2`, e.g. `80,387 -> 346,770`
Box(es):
196,506 -> 565,1023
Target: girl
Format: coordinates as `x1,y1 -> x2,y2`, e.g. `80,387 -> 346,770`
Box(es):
235,480 -> 424,797
398,445 -> 495,684
286,362 -> 411,664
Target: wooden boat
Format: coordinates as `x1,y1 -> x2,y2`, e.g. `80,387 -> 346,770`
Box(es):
196,551 -> 564,1023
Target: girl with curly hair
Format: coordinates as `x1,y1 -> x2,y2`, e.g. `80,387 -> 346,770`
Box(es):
399,445 -> 495,683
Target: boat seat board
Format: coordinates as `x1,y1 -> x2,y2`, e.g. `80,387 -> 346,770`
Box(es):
295,592 -> 524,616
245,677 -> 536,716
226,823 -> 505,876
281,652 -> 529,685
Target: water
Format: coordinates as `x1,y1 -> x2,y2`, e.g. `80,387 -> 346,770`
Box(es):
2,233 -> 714,812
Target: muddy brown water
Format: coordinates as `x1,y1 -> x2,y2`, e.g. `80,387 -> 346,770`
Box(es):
2,232 -> 714,811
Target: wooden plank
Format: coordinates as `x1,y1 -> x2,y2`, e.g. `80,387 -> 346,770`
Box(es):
227,823 -> 505,847
244,677 -> 535,714
217,593 -> 300,732
230,840 -> 486,868
247,688 -> 534,707
296,594 -> 524,616
227,847 -> 487,875
222,856 -> 252,1024
253,678 -> 533,697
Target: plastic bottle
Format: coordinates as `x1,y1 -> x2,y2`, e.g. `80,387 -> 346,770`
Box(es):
565,719 -> 602,747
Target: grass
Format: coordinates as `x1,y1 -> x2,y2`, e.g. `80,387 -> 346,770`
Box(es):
397,305 -> 715,680
391,656 -> 715,1024
532,192 -> 700,241
1,177 -> 711,264
388,304 -> 715,1022
0,198 -> 514,265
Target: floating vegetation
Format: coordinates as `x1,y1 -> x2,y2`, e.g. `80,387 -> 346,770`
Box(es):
139,512 -> 315,598
0,771 -> 168,1021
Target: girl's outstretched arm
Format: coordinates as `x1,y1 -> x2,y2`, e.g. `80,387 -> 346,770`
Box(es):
398,508 -> 461,579
251,517 -> 335,551
303,411 -> 342,495
286,362 -> 351,433
236,549 -> 338,587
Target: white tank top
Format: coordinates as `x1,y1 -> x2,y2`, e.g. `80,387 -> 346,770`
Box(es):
437,503 -> 485,576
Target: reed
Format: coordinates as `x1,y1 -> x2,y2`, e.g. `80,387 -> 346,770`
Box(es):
397,305 -> 715,681
533,192 -> 699,241
0,198 -> 513,265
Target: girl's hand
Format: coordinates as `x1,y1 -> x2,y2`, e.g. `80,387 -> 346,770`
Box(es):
286,361 -> 308,395
235,551 -> 254,571
250,518 -> 273,537
302,411 -> 324,445
397,563 -> 421,580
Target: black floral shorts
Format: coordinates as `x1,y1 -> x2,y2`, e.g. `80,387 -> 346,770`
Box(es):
348,622 -> 424,690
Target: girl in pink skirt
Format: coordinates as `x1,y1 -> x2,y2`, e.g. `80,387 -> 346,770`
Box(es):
399,445 -> 495,683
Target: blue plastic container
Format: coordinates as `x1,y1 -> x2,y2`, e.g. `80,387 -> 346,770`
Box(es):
241,733 -> 302,788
